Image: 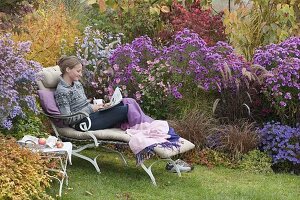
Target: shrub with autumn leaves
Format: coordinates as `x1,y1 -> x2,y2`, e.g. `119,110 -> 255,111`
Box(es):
0,134 -> 53,200
12,3 -> 80,67
0,0 -> 41,33
159,0 -> 226,46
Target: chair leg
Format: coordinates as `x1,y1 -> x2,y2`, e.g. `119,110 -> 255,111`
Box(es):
72,143 -> 101,173
71,142 -> 129,172
140,163 -> 157,186
140,158 -> 182,186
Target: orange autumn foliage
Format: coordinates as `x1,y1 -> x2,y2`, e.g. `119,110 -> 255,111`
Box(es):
12,4 -> 81,67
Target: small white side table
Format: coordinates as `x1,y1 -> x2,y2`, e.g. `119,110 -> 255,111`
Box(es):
18,138 -> 72,197
40,142 -> 72,197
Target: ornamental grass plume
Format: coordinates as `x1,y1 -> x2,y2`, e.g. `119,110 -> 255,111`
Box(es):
170,110 -> 217,151
0,34 -> 42,130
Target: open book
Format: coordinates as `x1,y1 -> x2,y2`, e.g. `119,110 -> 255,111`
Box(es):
99,87 -> 123,111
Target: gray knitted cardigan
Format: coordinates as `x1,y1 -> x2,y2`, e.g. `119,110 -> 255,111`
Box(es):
54,77 -> 93,125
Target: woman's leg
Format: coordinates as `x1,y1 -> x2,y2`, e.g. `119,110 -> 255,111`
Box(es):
75,103 -> 128,131
122,98 -> 153,127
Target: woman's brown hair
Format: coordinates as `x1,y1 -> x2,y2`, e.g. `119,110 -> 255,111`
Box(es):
57,55 -> 81,74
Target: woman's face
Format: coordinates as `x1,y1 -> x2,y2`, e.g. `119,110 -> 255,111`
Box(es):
66,63 -> 83,82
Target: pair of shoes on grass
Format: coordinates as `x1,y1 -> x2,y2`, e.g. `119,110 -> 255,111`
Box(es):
165,159 -> 194,173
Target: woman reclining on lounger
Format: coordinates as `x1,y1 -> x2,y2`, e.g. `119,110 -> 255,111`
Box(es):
54,55 -> 131,131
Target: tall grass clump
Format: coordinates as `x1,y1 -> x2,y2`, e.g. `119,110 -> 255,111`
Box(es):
224,0 -> 299,61
207,120 -> 260,160
170,110 -> 217,151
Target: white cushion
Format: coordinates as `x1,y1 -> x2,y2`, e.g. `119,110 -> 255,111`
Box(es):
154,138 -> 195,158
37,66 -> 61,90
57,127 -> 131,142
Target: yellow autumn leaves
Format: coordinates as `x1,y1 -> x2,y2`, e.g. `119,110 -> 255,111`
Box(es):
12,3 -> 81,67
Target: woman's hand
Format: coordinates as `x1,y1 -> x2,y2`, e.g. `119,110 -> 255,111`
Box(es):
91,102 -> 111,112
87,98 -> 93,103
103,102 -> 111,108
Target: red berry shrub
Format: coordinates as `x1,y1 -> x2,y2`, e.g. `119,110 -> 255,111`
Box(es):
160,0 -> 226,46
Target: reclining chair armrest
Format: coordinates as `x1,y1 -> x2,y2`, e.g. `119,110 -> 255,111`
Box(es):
40,110 -> 90,129
40,111 -> 99,146
40,111 -> 89,119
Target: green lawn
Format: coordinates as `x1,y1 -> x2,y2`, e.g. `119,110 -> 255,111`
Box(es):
49,150 -> 300,200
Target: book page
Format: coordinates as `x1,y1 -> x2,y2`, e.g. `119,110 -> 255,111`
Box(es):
99,87 -> 123,111
110,87 -> 122,107
18,135 -> 38,145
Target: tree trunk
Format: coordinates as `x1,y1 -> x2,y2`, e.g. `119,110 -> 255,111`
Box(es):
98,0 -> 106,13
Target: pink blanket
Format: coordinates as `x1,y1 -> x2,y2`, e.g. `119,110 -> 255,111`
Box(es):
121,98 -> 180,164
127,120 -> 171,155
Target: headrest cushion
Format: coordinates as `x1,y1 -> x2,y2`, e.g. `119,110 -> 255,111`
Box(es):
38,66 -> 62,89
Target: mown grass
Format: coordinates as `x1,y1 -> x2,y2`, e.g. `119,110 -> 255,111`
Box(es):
48,149 -> 300,200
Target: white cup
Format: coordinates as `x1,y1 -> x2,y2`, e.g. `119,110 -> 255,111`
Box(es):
93,99 -> 104,106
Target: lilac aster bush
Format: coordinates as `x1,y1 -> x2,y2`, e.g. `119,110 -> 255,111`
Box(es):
75,27 -> 170,117
0,34 -> 42,130
74,26 -> 123,99
259,122 -> 300,166
109,35 -> 160,92
127,60 -> 173,118
109,35 -> 164,98
161,29 -> 251,93
253,37 -> 300,126
161,29 -> 260,121
109,29 -> 263,120
109,38 -> 172,117
110,29 -> 255,98
253,37 -> 300,70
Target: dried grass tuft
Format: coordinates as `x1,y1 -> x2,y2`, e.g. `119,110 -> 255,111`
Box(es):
210,120 -> 260,159
169,110 -> 217,150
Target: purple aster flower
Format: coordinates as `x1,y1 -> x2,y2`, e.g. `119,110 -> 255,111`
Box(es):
0,34 -> 41,129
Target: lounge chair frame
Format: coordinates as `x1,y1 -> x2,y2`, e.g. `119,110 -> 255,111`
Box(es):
42,111 -> 181,186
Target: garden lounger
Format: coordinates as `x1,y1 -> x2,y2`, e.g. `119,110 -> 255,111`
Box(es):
37,66 -> 195,185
